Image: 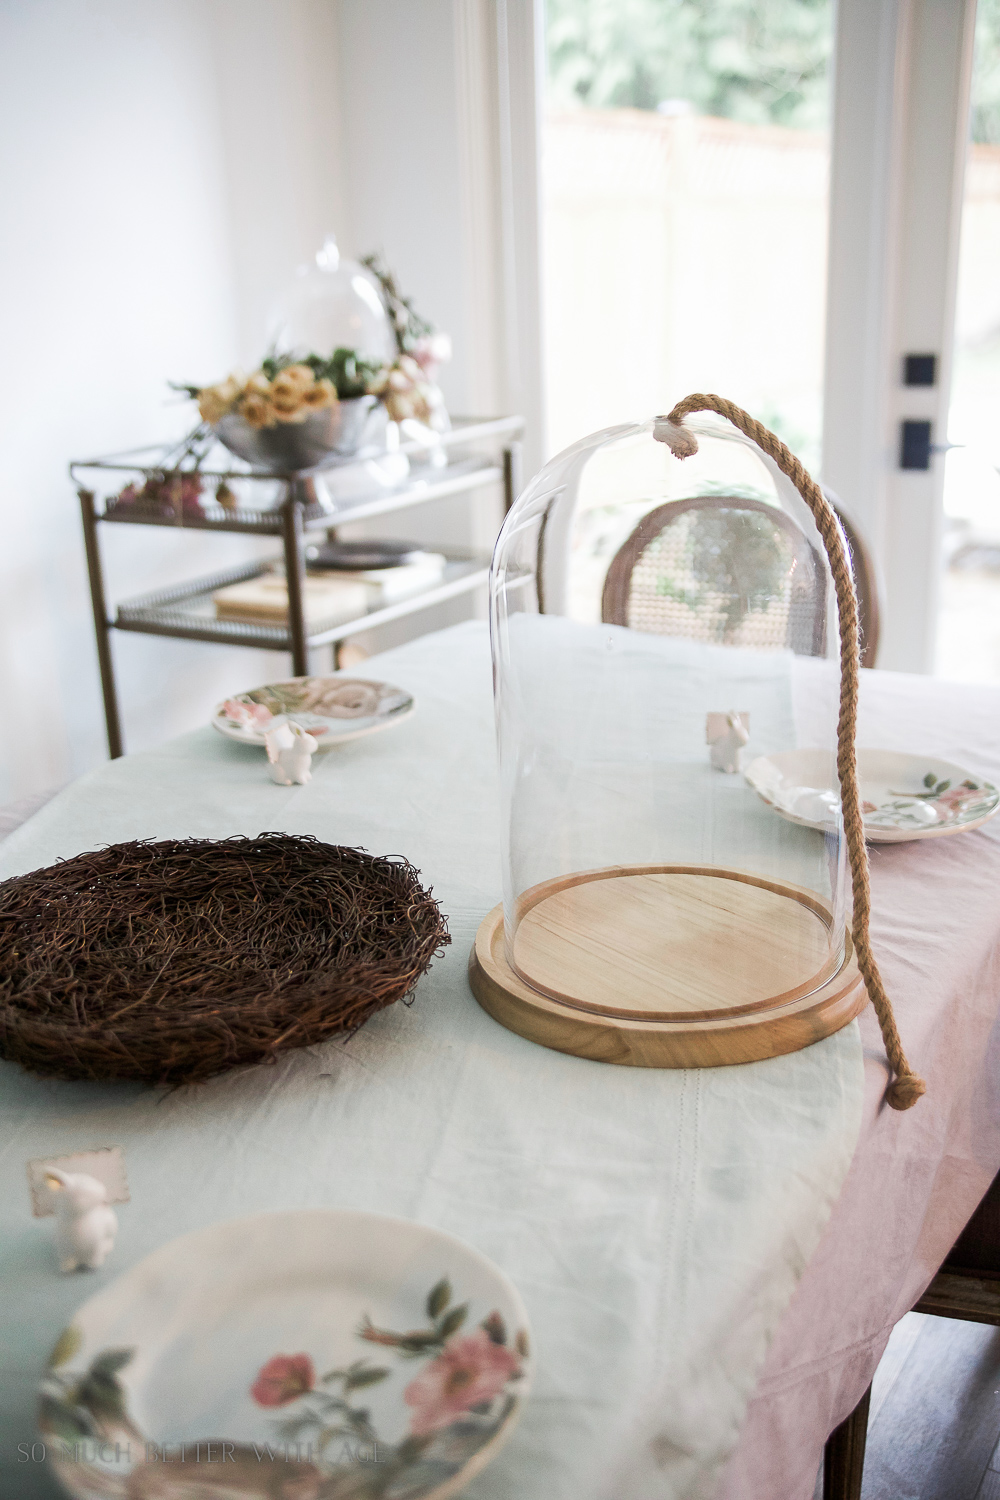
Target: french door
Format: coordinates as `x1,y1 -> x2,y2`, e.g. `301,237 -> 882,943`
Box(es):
503,0 -> 982,675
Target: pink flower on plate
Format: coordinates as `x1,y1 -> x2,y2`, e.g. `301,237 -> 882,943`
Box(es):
222,698 -> 272,729
251,1353 -> 315,1407
936,784 -> 982,808
404,1328 -> 519,1436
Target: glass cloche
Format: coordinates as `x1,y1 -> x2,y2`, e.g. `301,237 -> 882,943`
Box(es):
269,235 -> 397,364
472,409 -> 868,1070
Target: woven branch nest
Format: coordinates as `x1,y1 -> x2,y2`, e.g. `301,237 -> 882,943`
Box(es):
0,834 -> 449,1085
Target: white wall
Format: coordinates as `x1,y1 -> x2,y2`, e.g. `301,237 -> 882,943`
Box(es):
320,0 -> 533,658
333,0 -> 508,587
337,1 -> 474,420
0,0 -> 345,801
331,0 -> 486,603
207,0 -> 345,367
333,0 -> 536,441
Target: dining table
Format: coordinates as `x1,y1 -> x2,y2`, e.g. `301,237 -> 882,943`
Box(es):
2,619 -> 1000,1500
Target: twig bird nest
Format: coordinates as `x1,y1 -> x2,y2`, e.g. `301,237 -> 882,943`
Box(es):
0,834 -> 449,1085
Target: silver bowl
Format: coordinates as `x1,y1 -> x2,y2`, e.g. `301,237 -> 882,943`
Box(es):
213,396 -> 386,473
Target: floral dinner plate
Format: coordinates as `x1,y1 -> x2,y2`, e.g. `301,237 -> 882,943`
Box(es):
744,747 -> 1000,843
213,675 -> 415,750
40,1209 -> 532,1500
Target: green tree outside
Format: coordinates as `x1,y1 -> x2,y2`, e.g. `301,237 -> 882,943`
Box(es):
546,0 -> 1000,143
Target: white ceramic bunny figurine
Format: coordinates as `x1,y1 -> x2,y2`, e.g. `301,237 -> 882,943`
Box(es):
264,719 -> 318,786
45,1169 -> 118,1273
708,711 -> 751,774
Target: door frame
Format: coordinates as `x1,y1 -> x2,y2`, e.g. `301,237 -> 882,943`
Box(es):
818,0 -> 975,672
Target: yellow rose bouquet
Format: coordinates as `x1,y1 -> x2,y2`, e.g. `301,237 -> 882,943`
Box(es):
185,355 -> 354,432
176,257 -> 451,446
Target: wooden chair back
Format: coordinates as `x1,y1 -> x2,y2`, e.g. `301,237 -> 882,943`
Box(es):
601,494 -> 828,656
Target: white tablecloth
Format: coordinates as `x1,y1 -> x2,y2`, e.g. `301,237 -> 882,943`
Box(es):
0,621 -> 864,1500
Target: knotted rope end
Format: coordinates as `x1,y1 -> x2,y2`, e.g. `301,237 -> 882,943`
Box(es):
886,1071 -> 926,1111
653,415 -> 699,460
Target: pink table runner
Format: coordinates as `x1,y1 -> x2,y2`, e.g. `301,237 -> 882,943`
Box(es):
717,668 -> 1000,1499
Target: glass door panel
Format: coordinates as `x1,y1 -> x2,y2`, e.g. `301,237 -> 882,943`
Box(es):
542,0 -> 834,475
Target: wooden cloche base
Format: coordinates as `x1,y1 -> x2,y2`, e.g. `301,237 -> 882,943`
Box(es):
469,864 -> 866,1069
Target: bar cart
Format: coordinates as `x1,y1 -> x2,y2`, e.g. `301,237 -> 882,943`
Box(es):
73,415 -> 523,758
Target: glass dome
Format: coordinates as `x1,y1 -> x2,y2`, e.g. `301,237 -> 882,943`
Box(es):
270,235 -> 397,364
484,411 -> 854,1054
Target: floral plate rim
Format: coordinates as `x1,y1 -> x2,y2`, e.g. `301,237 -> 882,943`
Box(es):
211,674 -> 416,750
745,746 -> 1000,843
39,1208 -> 532,1500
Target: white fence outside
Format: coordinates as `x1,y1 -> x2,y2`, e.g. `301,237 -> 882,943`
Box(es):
542,110 -> 830,465
542,108 -> 1000,473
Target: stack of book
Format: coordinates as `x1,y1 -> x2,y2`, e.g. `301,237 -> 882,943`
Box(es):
211,553 -> 447,629
315,552 -> 447,603
213,573 -> 369,630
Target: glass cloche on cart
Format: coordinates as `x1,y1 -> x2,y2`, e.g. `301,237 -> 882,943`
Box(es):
254,235 -> 402,488
470,408 -> 877,1074
270,235 -> 397,365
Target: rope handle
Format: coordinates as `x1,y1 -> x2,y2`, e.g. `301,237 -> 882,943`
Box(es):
657,394 -> 925,1110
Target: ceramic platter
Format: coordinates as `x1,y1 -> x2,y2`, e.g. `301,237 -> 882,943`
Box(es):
745,747 -> 1000,844
213,675 -> 415,749
40,1209 -> 532,1500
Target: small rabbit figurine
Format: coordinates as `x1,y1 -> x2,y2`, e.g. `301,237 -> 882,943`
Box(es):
265,719 -> 318,787
707,711 -> 751,774
45,1169 -> 118,1273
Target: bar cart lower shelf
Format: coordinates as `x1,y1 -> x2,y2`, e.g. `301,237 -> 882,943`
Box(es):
73,415 -> 522,757
114,553 -> 492,652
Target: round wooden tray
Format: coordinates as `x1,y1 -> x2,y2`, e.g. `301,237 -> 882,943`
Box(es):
469,864 -> 866,1068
